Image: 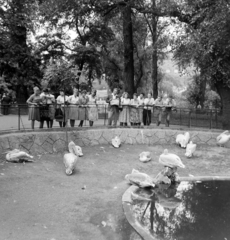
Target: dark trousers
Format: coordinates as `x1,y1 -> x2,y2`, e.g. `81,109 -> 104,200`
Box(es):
108,106 -> 119,126
143,109 -> 151,126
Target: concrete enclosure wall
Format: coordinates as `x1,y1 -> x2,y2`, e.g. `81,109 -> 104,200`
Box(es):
0,129 -> 228,157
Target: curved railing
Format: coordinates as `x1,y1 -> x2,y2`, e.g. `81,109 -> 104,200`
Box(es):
0,103 -> 223,132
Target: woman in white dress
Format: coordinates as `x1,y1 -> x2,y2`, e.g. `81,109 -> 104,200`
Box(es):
138,93 -> 145,126
129,93 -> 140,126
56,89 -> 69,127
68,87 -> 79,127
119,92 -> 130,126
143,92 -> 155,126
87,89 -> 98,127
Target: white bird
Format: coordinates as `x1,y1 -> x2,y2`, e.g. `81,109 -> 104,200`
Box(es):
111,136 -> 121,148
159,149 -> 185,168
216,130 -> 230,147
125,169 -> 155,188
185,141 -> 197,158
176,132 -> 190,148
139,151 -> 151,162
6,149 -> 34,162
63,141 -> 82,175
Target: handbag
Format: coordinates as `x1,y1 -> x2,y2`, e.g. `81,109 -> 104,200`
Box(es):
55,108 -> 63,120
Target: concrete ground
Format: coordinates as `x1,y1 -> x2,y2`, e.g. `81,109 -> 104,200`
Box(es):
0,143 -> 230,240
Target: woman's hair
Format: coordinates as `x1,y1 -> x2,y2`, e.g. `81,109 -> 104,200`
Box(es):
123,92 -> 128,97
133,93 -> 137,97
148,92 -> 153,96
33,86 -> 40,92
81,90 -> 87,94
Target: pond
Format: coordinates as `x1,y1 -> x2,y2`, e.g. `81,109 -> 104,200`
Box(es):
131,180 -> 230,240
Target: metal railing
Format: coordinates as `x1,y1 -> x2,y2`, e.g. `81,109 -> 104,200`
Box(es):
0,104 -> 223,132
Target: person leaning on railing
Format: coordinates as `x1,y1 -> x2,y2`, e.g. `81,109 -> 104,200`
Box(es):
143,92 -> 155,126
119,92 -> 130,126
154,95 -> 164,126
67,87 -> 79,127
129,93 -> 140,126
137,93 -> 145,126
56,89 -> 69,128
26,86 -> 42,129
40,88 -> 55,128
78,90 -> 89,127
164,95 -> 176,127
106,88 -> 120,127
87,89 -> 98,127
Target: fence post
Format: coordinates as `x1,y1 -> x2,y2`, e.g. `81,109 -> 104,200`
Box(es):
209,110 -> 212,129
179,108 -> 181,127
188,110 -> 191,128
18,105 -> 20,131
104,104 -> 106,126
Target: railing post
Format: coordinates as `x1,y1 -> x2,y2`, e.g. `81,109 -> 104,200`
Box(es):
188,110 -> 191,128
18,105 -> 20,130
209,109 -> 212,129
104,104 -> 106,126
179,108 -> 181,127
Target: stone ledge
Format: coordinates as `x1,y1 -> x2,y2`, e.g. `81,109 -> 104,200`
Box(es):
0,128 -> 228,158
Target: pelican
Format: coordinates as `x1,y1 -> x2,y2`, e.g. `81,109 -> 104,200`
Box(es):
176,132 -> 190,148
111,136 -> 121,148
63,141 -> 82,175
125,169 -> 155,188
216,131 -> 230,147
185,141 -> 197,158
6,149 -> 34,162
139,151 -> 151,162
159,149 -> 185,168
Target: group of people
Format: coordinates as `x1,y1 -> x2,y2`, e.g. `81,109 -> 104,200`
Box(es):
26,86 -> 176,129
107,88 -> 176,127
26,86 -> 98,129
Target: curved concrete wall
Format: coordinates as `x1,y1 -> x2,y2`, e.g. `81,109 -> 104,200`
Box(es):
0,128 -> 227,156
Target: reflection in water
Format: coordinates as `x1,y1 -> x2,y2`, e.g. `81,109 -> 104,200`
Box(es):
132,181 -> 230,240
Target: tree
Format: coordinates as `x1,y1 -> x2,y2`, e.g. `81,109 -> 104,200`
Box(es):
0,0 -> 42,103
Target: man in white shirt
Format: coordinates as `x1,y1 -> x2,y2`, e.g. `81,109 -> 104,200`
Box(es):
106,88 -> 120,127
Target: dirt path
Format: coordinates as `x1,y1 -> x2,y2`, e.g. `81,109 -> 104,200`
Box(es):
0,144 -> 230,240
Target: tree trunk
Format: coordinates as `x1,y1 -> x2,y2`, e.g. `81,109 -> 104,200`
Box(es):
199,70 -> 206,108
122,0 -> 135,97
215,81 -> 230,129
151,0 -> 158,99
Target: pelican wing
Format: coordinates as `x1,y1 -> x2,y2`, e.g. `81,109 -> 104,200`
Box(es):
159,153 -> 185,168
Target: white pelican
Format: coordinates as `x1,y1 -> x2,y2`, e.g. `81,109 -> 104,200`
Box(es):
216,130 -> 230,147
125,169 -> 155,188
185,141 -> 197,158
111,136 -> 121,148
6,149 -> 34,162
159,149 -> 185,169
63,141 -> 82,175
139,151 -> 151,162
176,132 -> 190,148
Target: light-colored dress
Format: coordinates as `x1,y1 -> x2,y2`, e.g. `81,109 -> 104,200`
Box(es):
56,95 -> 69,122
28,94 -> 42,121
119,98 -> 130,123
138,97 -> 145,123
129,98 -> 140,123
68,95 -> 79,120
87,95 -> 98,121
78,96 -> 89,120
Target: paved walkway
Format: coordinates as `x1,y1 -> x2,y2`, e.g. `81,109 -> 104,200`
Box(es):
0,114 -> 221,133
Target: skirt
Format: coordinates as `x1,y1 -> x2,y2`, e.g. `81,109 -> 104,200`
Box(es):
129,106 -> 139,123
88,106 -> 98,121
55,106 -> 69,122
40,105 -> 50,121
68,105 -> 79,120
138,107 -> 144,123
28,105 -> 40,121
78,106 -> 88,120
119,106 -> 130,123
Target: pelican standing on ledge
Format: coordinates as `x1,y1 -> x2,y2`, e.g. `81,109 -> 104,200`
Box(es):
63,141 -> 83,175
